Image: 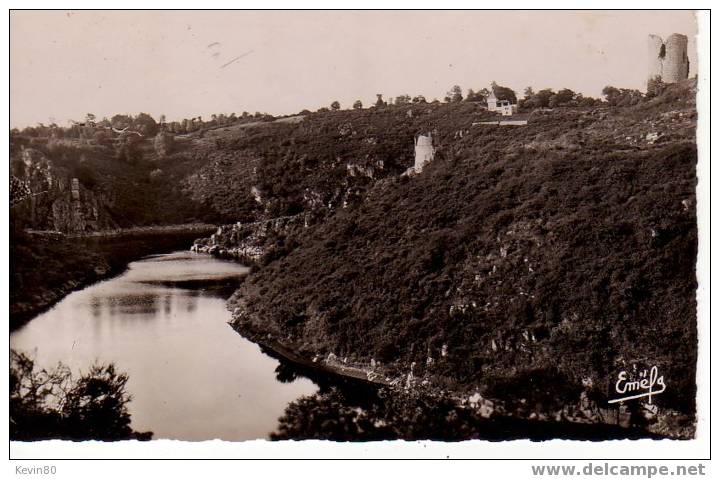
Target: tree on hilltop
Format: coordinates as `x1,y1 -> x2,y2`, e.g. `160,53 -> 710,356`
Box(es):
491,81 -> 517,104
602,86 -> 643,107
465,89 -> 487,103
550,88 -> 577,107
110,114 -> 133,130
445,85 -> 463,103
395,94 -> 411,105
519,88 -> 555,110
132,113 -> 159,137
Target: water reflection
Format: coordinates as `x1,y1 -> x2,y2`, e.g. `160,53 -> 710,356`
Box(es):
262,346 -> 661,441
163,294 -> 172,315
102,293 -> 162,316
90,296 -> 102,318
274,361 -> 302,384
186,296 -> 197,313
10,251 -> 318,441
272,383 -> 664,442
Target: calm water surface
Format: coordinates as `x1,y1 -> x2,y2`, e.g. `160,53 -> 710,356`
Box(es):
10,251 -> 318,441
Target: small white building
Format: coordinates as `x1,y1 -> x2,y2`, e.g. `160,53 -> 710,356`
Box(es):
486,91 -> 517,116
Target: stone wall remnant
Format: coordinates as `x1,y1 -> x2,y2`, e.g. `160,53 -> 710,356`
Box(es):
413,133 -> 435,173
647,33 -> 690,87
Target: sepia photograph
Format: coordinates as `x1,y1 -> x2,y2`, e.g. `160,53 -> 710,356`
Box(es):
6,5 -> 711,470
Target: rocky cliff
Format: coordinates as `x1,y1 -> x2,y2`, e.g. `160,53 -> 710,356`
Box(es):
11,147 -> 117,234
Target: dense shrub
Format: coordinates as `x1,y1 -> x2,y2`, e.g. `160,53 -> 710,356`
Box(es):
232,80 -> 698,417
10,350 -> 151,441
272,385 -> 660,441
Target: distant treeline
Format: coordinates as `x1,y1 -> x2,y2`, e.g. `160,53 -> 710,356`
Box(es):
11,110 -> 277,140
11,78 -> 675,139
321,79 -> 668,113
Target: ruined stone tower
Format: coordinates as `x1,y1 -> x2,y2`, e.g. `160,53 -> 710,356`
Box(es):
647,33 -> 690,87
413,133 -> 435,173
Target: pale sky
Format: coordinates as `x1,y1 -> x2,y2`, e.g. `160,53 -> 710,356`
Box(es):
10,10 -> 698,128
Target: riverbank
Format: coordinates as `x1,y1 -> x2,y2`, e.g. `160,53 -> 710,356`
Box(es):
11,250 -> 304,442
191,215 -> 306,267
24,223 -> 217,239
230,317 -> 391,387
68,223 -> 217,239
11,233 -> 113,330
229,297 -> 694,440
10,226 -> 216,330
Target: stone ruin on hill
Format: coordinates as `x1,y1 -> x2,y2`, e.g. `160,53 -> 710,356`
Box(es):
412,133 -> 435,174
648,33 -> 690,87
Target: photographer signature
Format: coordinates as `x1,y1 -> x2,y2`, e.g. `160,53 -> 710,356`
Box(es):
607,365 -> 666,404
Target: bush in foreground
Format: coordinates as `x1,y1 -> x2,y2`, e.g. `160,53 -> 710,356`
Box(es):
10,350 -> 151,441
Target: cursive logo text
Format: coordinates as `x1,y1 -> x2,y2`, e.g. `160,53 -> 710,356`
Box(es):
608,365 -> 666,404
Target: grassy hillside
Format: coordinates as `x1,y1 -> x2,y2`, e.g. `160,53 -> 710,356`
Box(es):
182,103 -> 497,222
10,80 -> 698,436
229,81 -> 698,434
10,104 -> 493,230
11,102 -> 493,325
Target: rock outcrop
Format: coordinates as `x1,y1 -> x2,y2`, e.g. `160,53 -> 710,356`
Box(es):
12,147 -> 116,234
191,214 -> 307,265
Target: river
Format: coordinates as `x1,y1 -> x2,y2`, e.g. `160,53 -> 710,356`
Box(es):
10,250 -> 318,441
10,249 -> 654,443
